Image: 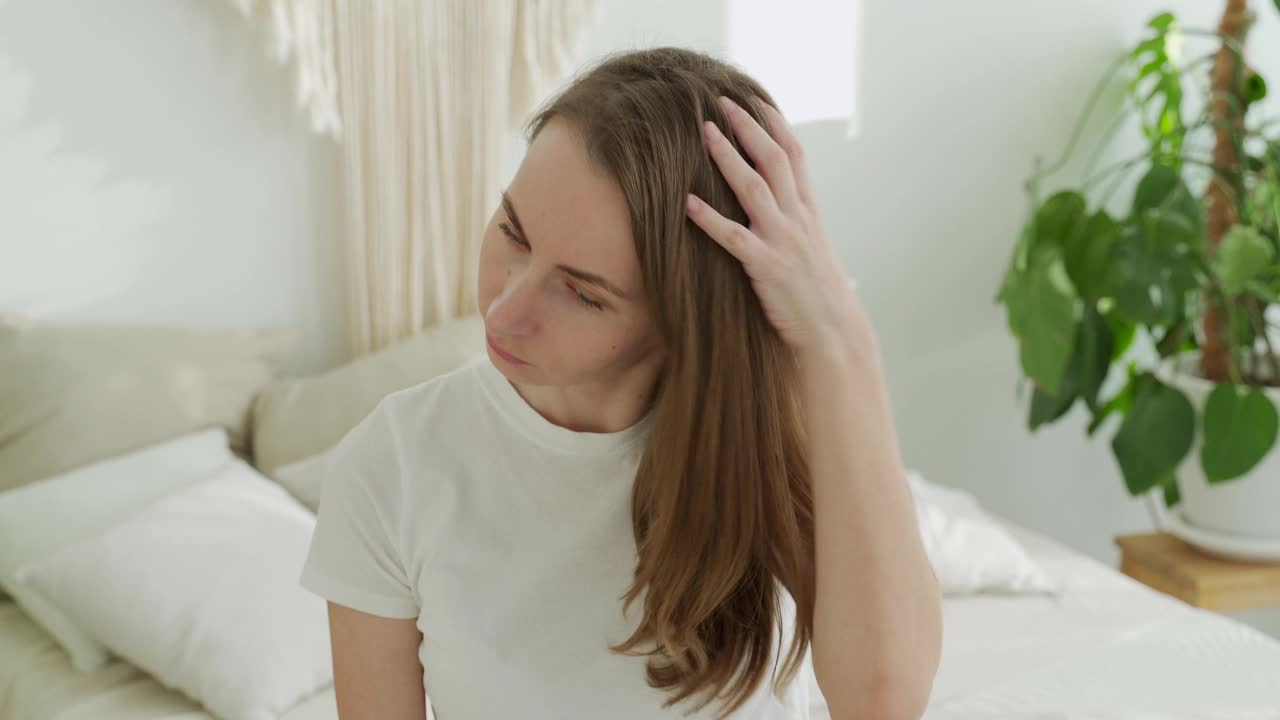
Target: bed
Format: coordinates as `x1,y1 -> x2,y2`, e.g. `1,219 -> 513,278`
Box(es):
4,517 -> 1279,720
3,316 -> 1279,719
924,524 -> 1280,719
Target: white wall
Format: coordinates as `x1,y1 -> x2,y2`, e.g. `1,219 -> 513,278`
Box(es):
0,0 -> 344,375
559,0 -> 1280,562
3,0 -> 1278,563
834,1 -> 1279,563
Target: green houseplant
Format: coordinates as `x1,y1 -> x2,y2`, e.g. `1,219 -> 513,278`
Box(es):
997,0 -> 1280,535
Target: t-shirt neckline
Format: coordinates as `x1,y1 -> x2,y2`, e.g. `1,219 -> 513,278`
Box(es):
475,355 -> 653,456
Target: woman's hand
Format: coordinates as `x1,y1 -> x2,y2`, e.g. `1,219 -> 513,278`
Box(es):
686,96 -> 859,357
691,101 -> 939,717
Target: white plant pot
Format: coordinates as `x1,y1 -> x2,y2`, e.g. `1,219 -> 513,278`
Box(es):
1165,361 -> 1280,546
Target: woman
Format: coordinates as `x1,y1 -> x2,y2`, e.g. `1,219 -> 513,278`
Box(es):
300,47 -> 942,720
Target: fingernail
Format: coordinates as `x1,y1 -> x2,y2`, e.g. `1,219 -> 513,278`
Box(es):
718,96 -> 735,114
686,193 -> 701,212
702,121 -> 719,141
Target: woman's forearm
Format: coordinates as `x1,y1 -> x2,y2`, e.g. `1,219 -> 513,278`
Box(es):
801,295 -> 942,720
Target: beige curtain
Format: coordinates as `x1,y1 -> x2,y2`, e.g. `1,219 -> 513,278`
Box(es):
232,0 -> 599,358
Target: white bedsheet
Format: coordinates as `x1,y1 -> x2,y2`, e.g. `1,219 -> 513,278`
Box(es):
920,524 -> 1280,720
2,520 -> 1279,720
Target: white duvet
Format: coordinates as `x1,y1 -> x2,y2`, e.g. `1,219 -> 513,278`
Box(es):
919,525 -> 1280,720
2,520 -> 1279,720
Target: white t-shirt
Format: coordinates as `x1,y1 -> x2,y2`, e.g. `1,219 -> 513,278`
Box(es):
300,355 -> 812,719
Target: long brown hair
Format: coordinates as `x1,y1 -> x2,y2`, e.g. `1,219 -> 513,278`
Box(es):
526,47 -> 815,717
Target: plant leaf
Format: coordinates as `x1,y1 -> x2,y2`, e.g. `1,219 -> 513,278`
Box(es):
1111,375 -> 1195,495
1077,305 -> 1115,411
1109,213 -> 1198,326
999,194 -> 1085,312
1029,385 -> 1076,430
1064,210 -> 1121,300
1132,164 -> 1178,216
1009,247 -> 1080,396
1228,305 -> 1258,349
1148,12 -> 1175,32
1214,225 -> 1274,295
1201,384 -> 1279,483
1028,305 -> 1112,429
1088,362 -> 1138,437
1246,279 -> 1280,303
1245,73 -> 1268,104
1161,472 -> 1182,508
1105,312 -> 1137,360
1251,181 -> 1279,233
1035,191 -> 1088,250
997,218 -> 1036,308
1130,37 -> 1165,62
1136,59 -> 1164,81
1154,319 -> 1194,358
1131,164 -> 1203,231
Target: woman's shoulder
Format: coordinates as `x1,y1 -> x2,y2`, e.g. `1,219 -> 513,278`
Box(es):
376,354 -> 488,430
362,355 -> 497,474
317,357 -> 488,500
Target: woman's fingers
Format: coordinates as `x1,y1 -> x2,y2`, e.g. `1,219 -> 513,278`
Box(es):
701,119 -> 788,236
754,100 -> 817,212
718,96 -> 804,219
686,193 -> 768,269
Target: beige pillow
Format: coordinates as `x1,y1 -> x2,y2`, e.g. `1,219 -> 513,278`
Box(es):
252,314 -> 486,484
0,314 -> 294,495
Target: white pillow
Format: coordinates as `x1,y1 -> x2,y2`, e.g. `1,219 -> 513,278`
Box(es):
252,313 -> 485,482
273,451 -> 328,512
14,459 -> 332,720
908,470 -> 1058,595
0,426 -> 234,672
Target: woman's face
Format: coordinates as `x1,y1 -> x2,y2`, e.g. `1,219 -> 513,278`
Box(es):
477,118 -> 663,389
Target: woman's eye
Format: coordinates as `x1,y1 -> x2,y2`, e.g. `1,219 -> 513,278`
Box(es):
495,221 -> 602,311
570,284 -> 605,311
498,222 -> 527,248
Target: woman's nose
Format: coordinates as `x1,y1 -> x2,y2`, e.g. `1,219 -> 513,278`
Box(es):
486,273 -> 539,337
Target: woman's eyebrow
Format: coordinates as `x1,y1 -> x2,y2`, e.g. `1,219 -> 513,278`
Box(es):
500,190 -> 632,301
500,190 -> 529,241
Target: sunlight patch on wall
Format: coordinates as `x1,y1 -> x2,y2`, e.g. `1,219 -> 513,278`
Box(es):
0,54 -> 169,318
727,0 -> 861,138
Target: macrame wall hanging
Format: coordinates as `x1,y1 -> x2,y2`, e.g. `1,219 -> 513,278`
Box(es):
230,0 -> 600,358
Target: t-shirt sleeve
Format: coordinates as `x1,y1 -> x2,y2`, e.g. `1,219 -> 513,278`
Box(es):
299,398 -> 419,620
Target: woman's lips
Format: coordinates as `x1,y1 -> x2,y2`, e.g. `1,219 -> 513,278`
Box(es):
487,334 -> 528,365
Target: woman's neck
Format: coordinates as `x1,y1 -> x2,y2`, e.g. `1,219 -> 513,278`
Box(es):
511,362 -> 661,434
